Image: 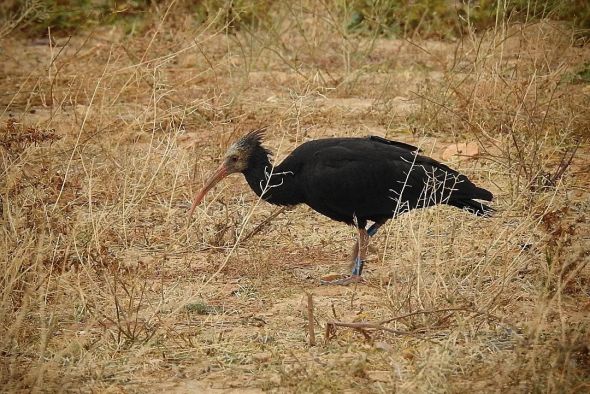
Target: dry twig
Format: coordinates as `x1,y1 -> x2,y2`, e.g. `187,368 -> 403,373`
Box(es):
325,307 -> 473,342
242,206 -> 288,242
306,292 -> 316,346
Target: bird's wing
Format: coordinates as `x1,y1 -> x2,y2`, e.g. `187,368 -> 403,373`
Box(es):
368,136 -> 422,152
289,137 -> 492,223
301,143 -> 417,221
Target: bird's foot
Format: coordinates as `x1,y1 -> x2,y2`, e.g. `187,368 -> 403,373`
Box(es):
320,274 -> 363,286
319,258 -> 366,285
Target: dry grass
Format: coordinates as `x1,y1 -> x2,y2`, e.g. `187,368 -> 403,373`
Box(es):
1,2 -> 589,392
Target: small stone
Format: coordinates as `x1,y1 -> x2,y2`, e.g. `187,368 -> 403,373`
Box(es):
293,268 -> 313,280
374,341 -> 393,352
252,352 -> 272,362
320,273 -> 346,282
367,370 -> 390,382
268,373 -> 281,385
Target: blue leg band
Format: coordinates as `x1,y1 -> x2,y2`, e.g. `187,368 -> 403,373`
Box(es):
367,223 -> 381,237
351,257 -> 364,276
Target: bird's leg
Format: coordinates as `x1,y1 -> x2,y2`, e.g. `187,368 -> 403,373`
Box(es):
351,227 -> 370,276
366,222 -> 382,237
348,222 -> 381,265
321,226 -> 371,286
320,221 -> 384,285
350,239 -> 359,265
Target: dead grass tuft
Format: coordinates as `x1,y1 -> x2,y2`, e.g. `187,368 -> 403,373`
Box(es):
0,118 -> 60,154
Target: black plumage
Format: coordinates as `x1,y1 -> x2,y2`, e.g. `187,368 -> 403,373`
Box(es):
190,129 -> 494,284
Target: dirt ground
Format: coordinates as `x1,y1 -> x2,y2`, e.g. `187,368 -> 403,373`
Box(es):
1,9 -> 589,393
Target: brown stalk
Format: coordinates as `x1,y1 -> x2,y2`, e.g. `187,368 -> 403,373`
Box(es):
324,321 -> 410,342
306,292 -> 316,346
324,307 -> 503,343
550,141 -> 580,185
241,206 -> 288,242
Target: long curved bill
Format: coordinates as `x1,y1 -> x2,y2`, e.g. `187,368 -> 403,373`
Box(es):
188,163 -> 228,219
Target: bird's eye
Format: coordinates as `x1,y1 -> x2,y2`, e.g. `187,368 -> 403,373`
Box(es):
230,156 -> 238,162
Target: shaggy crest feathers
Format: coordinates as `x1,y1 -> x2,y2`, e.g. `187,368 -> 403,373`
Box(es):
233,127 -> 272,158
235,127 -> 266,149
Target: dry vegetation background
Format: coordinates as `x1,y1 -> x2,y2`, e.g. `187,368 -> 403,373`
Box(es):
1,0 -> 589,392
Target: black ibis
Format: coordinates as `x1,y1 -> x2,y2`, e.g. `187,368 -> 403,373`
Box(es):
189,128 -> 493,285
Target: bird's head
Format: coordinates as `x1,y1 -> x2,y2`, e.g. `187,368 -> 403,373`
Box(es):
189,128 -> 267,218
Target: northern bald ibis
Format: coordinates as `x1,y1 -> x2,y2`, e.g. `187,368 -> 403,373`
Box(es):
189,129 -> 493,285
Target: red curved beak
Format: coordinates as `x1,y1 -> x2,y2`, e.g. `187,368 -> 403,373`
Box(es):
188,163 -> 228,219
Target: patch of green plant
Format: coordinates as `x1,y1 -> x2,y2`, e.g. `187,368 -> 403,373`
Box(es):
340,0 -> 590,39
185,301 -> 222,315
1,0 -> 101,35
192,0 -> 274,31
5,0 -> 589,38
467,0 -> 590,32
547,0 -> 590,30
561,63 -> 590,84
341,0 -> 460,39
575,63 -> 590,83
2,0 -> 151,36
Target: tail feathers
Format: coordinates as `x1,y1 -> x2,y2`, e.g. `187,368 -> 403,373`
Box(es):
472,186 -> 494,202
451,198 -> 495,217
